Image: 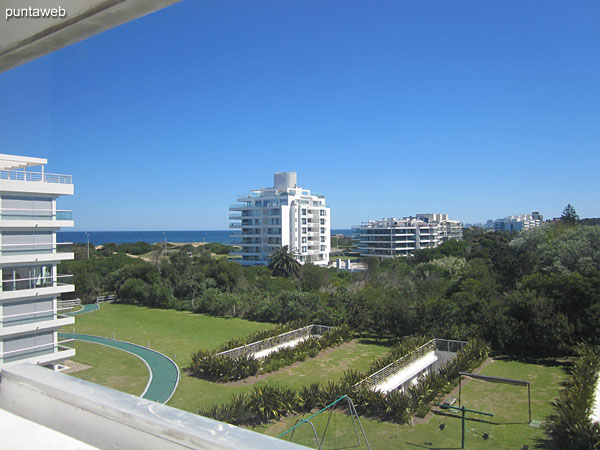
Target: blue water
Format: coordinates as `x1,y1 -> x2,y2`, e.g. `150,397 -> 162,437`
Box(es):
58,229 -> 353,245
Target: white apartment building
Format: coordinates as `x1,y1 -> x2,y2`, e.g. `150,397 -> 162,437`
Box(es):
354,214 -> 463,258
0,154 -> 75,369
230,172 -> 330,266
492,212 -> 544,232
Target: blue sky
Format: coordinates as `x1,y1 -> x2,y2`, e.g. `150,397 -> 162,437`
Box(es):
1,1 -> 599,230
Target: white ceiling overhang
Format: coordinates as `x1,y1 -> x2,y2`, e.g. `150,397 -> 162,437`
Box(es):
0,0 -> 182,73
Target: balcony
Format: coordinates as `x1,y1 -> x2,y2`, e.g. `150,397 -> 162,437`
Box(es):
229,203 -> 250,210
0,208 -> 74,228
0,170 -> 74,196
0,169 -> 72,184
0,337 -> 74,364
0,310 -> 74,338
0,274 -> 74,301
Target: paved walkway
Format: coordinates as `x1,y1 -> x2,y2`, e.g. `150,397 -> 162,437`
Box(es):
374,351 -> 438,394
253,336 -> 310,359
59,332 -> 180,404
67,303 -> 100,316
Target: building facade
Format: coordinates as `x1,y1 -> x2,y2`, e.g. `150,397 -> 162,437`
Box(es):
230,172 -> 330,266
492,212 -> 544,232
0,154 -> 75,369
354,213 -> 463,258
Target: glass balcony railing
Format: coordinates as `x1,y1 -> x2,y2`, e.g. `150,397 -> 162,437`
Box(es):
0,242 -> 73,256
0,169 -> 72,184
1,274 -> 73,292
0,209 -> 73,220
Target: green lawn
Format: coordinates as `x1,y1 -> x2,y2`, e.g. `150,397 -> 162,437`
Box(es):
69,303 -> 276,367
67,303 -> 389,413
256,358 -> 567,449
67,340 -> 149,396
169,338 -> 389,412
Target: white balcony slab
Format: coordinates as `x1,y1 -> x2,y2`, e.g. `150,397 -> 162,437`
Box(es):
0,284 -> 75,302
0,408 -> 98,450
0,252 -> 74,265
0,316 -> 74,338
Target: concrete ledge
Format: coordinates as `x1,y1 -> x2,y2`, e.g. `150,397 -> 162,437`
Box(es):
0,363 -> 308,450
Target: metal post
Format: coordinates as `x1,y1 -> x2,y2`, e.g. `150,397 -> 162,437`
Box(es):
163,232 -> 167,257
461,406 -> 465,449
528,384 -> 532,423
85,232 -> 90,259
459,374 -> 462,407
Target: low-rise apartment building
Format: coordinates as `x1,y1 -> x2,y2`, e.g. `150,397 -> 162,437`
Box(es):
353,214 -> 462,258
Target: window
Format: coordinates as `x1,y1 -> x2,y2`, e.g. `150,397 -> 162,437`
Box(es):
302,246 -> 307,253
302,209 -> 307,215
320,236 -> 326,242
302,218 -> 307,225
2,265 -> 53,291
320,227 -> 325,234
320,245 -> 326,251
254,201 -> 262,207
320,210 -> 326,216
320,218 -> 325,225
302,237 -> 307,243
302,227 -> 307,234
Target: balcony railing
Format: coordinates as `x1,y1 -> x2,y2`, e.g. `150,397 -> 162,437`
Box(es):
1,338 -> 74,363
1,274 -> 73,292
0,242 -> 73,256
0,307 -> 73,327
0,169 -> 73,184
0,208 -> 73,220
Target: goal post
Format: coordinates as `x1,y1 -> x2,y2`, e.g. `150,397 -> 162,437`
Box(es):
458,372 -> 531,423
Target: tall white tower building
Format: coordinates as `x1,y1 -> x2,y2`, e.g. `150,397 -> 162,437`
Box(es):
0,154 -> 75,369
230,172 -> 330,266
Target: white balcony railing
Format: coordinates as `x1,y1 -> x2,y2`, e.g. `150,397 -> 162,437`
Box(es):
0,169 -> 72,184
1,339 -> 74,363
0,208 -> 73,220
0,242 -> 73,256
1,274 -> 73,292
1,307 -> 73,326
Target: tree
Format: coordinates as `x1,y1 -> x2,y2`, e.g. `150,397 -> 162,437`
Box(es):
268,245 -> 301,278
561,203 -> 579,226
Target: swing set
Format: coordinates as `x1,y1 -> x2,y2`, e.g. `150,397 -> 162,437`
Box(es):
278,395 -> 371,450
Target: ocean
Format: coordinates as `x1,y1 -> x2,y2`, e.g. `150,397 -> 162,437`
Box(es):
58,229 -> 353,245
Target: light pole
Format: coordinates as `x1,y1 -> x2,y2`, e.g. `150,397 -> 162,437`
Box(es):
85,232 -> 90,259
162,232 -> 167,257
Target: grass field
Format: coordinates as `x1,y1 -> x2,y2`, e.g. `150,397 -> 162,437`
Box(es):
67,340 -> 149,396
67,303 -> 389,413
69,303 -> 276,367
168,338 -> 389,411
256,357 -> 567,449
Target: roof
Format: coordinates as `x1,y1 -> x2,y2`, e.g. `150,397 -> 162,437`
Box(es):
0,153 -> 47,170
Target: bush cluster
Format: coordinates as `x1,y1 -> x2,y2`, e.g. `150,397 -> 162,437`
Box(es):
189,324 -> 353,382
546,344 -> 600,450
198,337 -> 490,426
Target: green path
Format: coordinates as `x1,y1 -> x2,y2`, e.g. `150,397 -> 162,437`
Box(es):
59,332 -> 180,404
68,303 -> 100,315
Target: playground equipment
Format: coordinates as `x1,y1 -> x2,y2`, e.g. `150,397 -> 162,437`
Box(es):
278,395 -> 371,450
434,403 -> 493,449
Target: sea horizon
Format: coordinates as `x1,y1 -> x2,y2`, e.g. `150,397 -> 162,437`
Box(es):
59,229 -> 353,245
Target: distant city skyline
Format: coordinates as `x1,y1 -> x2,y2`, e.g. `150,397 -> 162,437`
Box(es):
2,1 -> 598,231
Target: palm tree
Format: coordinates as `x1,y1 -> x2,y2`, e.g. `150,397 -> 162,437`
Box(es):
268,245 -> 300,278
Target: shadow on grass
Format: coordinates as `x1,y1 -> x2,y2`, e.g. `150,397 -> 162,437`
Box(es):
405,442 -> 461,450
432,410 -> 529,426
356,337 -> 397,347
493,355 -> 571,371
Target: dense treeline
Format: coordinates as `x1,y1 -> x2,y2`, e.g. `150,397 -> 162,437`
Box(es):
60,222 -> 600,357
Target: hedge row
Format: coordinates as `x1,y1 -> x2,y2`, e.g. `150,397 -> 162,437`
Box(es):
546,344 -> 600,450
189,324 -> 353,382
197,337 -> 490,426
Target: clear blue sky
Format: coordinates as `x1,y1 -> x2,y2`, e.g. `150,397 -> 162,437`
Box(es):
1,1 -> 599,230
